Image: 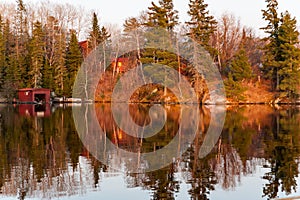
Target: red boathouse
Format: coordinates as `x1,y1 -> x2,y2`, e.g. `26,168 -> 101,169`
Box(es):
18,88 -> 51,103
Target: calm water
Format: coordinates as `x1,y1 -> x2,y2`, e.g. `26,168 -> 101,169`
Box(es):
0,104 -> 300,200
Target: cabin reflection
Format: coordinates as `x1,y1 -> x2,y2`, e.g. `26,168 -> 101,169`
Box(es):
18,104 -> 51,117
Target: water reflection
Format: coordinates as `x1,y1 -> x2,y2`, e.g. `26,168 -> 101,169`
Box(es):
18,104 -> 51,117
0,104 -> 299,199
91,103 -> 203,173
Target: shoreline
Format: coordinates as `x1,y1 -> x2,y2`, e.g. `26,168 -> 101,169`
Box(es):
1,100 -> 300,106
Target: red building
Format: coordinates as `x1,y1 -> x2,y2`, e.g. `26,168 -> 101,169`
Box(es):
18,88 -> 51,103
111,57 -> 130,73
79,40 -> 130,73
78,40 -> 90,58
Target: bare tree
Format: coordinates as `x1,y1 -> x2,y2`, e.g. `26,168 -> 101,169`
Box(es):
76,6 -> 89,40
0,2 -> 15,22
212,13 -> 242,71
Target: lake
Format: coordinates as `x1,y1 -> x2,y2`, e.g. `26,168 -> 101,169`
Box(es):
0,104 -> 300,200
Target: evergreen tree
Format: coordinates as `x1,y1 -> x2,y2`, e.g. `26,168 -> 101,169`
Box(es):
186,0 -> 217,56
263,109 -> 300,198
88,12 -> 102,51
44,16 -> 58,88
262,0 -> 300,99
123,17 -> 143,59
42,59 -> 54,90
0,15 -> 6,92
277,12 -> 300,98
146,0 -> 179,31
87,13 -> 110,69
44,16 -> 67,94
99,25 -> 111,69
65,30 -> 83,97
224,37 -> 252,101
100,26 -> 110,42
261,0 -> 280,37
228,48 -> 252,81
29,21 -> 45,88
14,0 -> 30,87
261,0 -> 280,90
54,28 -> 67,96
144,1 -> 180,97
159,0 -> 179,31
1,1 -> 29,96
124,17 -> 142,33
147,2 -> 165,28
224,73 -> 246,101
4,19 -> 23,99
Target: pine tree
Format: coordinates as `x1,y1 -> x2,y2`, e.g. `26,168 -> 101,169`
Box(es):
100,26 -> 110,42
146,0 -> 179,31
0,15 -> 6,92
4,19 -> 23,99
261,0 -> 300,99
88,12 -> 102,51
29,21 -> 45,88
261,0 -> 280,90
100,25 -> 111,69
224,73 -> 246,101
44,16 -> 67,94
87,13 -> 110,69
14,0 -> 29,87
65,30 -> 83,97
1,1 -> 29,96
124,17 -> 142,33
123,17 -> 143,59
277,12 -> 300,98
42,59 -> 54,90
159,0 -> 178,31
54,28 -> 67,96
229,48 -> 252,81
144,0 -> 179,97
147,2 -> 165,28
261,0 -> 280,37
186,0 -> 217,56
44,16 -> 58,85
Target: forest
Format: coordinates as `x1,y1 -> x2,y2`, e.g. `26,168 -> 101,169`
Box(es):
0,0 -> 299,102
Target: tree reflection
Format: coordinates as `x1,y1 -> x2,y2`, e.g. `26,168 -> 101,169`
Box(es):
262,108 -> 300,199
183,147 -> 217,200
0,105 -> 300,199
218,106 -> 259,189
0,105 -> 105,199
145,164 -> 180,200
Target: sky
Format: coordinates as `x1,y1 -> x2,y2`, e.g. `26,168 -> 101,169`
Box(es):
19,0 -> 300,36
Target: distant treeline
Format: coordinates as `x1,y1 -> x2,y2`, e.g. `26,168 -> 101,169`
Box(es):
0,0 -> 299,101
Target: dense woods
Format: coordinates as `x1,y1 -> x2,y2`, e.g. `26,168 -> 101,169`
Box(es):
0,0 -> 299,102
